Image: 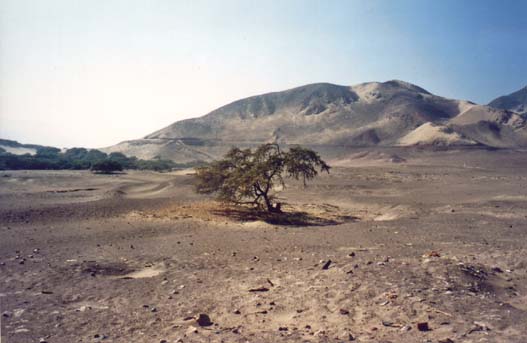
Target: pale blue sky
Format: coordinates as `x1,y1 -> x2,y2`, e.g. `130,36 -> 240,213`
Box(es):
1,0 -> 526,148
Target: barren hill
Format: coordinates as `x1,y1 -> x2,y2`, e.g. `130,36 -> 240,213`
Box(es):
104,80 -> 527,161
488,85 -> 527,115
0,139 -> 49,156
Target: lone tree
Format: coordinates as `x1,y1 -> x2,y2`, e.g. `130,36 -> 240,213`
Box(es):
195,144 -> 330,212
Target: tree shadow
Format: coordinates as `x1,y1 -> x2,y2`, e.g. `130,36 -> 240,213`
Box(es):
92,171 -> 127,175
211,205 -> 359,227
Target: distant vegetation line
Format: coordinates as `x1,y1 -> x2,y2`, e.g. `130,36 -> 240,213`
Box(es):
0,145 -> 197,171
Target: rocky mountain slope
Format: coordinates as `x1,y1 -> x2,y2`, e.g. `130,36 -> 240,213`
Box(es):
488,85 -> 527,115
104,80 -> 527,161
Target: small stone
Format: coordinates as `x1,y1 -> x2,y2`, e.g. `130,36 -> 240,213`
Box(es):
233,309 -> 241,314
151,307 -> 157,313
196,313 -> 212,326
315,329 -> 326,336
339,309 -> 350,315
278,326 -> 288,331
417,322 -> 430,331
322,260 -> 332,270
468,322 -> 490,334
186,325 -> 198,334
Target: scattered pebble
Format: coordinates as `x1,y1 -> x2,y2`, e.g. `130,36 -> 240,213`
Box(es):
322,260 -> 332,270
196,313 -> 212,326
186,325 -> 198,334
417,322 -> 430,331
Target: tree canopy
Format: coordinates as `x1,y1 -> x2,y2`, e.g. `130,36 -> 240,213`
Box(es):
90,159 -> 124,173
195,144 -> 330,212
0,147 -> 189,172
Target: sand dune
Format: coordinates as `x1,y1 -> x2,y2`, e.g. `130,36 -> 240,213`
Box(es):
398,122 -> 477,146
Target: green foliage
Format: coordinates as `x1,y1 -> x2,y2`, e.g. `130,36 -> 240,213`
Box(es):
90,159 -> 123,173
195,144 -> 330,212
63,147 -> 89,160
108,152 -> 138,169
135,158 -> 177,171
85,149 -> 108,162
0,147 -> 181,172
35,147 -> 61,158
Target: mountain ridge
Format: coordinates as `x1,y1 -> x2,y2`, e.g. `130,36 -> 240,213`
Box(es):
488,85 -> 527,115
104,80 -> 527,161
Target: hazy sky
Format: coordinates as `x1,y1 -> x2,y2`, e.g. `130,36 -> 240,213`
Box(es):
1,0 -> 526,148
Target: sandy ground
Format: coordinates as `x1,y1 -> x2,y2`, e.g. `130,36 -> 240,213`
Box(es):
1,148 -> 527,343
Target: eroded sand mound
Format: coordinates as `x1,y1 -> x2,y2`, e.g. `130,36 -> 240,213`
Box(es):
398,122 -> 477,146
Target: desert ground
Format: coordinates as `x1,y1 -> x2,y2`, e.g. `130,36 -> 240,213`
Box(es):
1,148 -> 527,343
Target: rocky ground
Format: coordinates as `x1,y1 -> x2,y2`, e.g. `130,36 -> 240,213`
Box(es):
1,148 -> 526,343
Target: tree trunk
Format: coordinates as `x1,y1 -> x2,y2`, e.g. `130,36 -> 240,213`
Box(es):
262,193 -> 276,212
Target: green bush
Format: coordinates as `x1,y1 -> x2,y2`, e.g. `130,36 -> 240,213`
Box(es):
0,144 -> 182,172
90,160 -> 123,174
